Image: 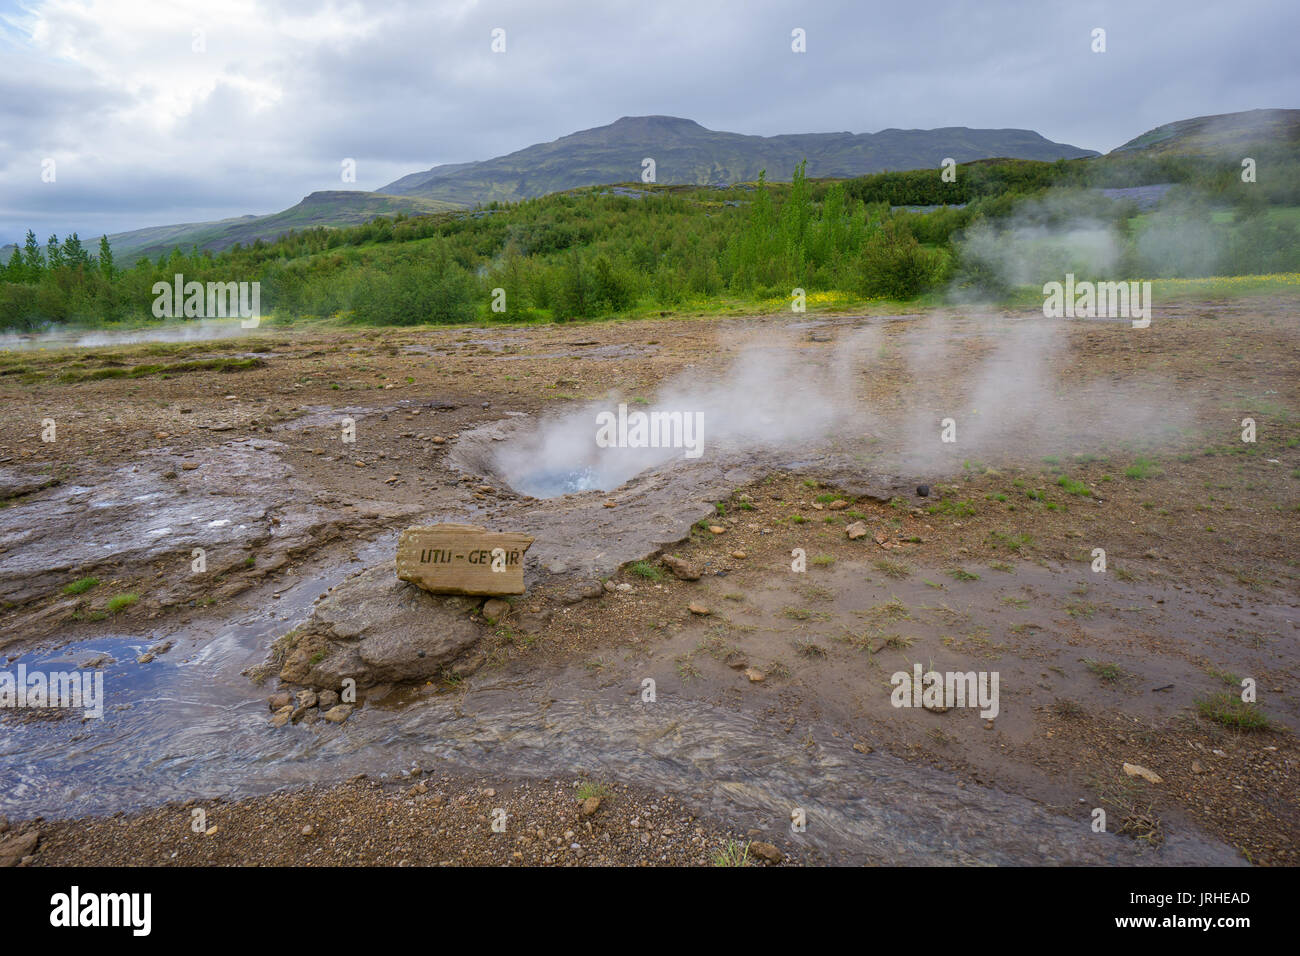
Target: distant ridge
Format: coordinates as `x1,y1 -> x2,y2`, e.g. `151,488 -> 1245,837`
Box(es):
379,114 -> 1099,205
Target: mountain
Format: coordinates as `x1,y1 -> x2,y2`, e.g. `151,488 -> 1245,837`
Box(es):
0,115 -> 1104,262
93,191 -> 459,262
379,114 -> 1098,205
1110,108 -> 1300,156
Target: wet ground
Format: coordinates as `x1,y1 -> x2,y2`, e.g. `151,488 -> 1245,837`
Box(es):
0,296 -> 1296,865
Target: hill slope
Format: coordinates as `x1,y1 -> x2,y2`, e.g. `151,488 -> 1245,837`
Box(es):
380,115 -> 1098,205
102,191 -> 460,262
1110,108 -> 1300,156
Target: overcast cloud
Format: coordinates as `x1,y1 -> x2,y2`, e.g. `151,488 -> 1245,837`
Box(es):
1,0 -> 1296,243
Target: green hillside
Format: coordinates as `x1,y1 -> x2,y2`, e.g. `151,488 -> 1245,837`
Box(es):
100,191 -> 461,261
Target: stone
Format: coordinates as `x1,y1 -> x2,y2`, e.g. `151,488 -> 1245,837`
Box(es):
295,689 -> 318,709
688,602 -> 710,616
827,499 -> 849,510
707,525 -> 726,534
0,831 -> 39,867
916,484 -> 931,497
749,841 -> 782,864
268,691 -> 292,711
743,667 -> 765,682
323,704 -> 354,723
731,551 -> 747,560
662,555 -> 702,581
561,581 -> 605,603
481,597 -> 511,623
269,705 -> 293,728
580,796 -> 602,817
276,564 -> 483,688
1122,762 -> 1163,784
317,689 -> 340,709
846,521 -> 868,540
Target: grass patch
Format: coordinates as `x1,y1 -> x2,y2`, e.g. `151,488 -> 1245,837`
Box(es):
61,576 -> 100,596
1056,475 -> 1091,497
1195,692 -> 1274,731
1082,658 -> 1125,683
627,561 -> 663,581
576,780 -> 613,801
713,840 -> 752,867
1124,457 -> 1161,480
872,558 -> 911,579
105,592 -> 139,613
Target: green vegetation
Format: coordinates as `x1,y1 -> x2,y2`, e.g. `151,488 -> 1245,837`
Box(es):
105,592 -> 138,614
713,840 -> 752,867
627,561 -> 663,581
1196,692 -> 1274,731
61,576 -> 99,595
5,130 -> 1298,331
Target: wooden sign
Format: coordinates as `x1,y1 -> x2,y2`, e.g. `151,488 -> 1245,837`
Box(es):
396,523 -> 534,596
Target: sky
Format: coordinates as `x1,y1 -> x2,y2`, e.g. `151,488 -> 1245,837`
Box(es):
1,0 -> 1296,245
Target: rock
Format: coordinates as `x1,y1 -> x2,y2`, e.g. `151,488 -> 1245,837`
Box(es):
846,521 -> 868,540
295,689 -> 318,709
916,484 -> 930,497
662,555 -> 702,581
317,689 -> 340,709
688,602 -> 710,616
852,742 -> 873,754
269,705 -> 293,728
1191,760 -> 1204,774
136,652 -> 156,664
743,667 -> 765,683
749,841 -> 782,864
80,654 -> 114,669
481,598 -> 511,623
0,816 -> 8,834
580,796 -> 602,817
277,564 -> 484,687
323,704 -> 354,724
148,640 -> 174,657
301,824 -> 313,836
731,551 -> 746,560
1122,762 -> 1163,784
268,691 -> 292,711
0,831 -> 39,867
707,525 -> 726,535
614,583 -> 632,593
450,653 -> 485,678
181,462 -> 199,471
827,499 -> 849,510
561,582 -> 605,604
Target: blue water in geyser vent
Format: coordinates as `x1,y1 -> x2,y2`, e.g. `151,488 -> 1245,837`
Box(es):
513,466 -> 602,499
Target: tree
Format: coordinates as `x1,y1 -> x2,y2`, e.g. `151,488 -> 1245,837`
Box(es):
22,230 -> 43,278
63,233 -> 90,270
98,235 -> 115,279
46,234 -> 64,271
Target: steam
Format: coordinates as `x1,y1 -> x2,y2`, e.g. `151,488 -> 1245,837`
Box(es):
493,315 -> 1191,497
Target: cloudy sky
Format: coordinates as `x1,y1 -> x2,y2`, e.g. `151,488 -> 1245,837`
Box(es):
2,0 -> 1296,244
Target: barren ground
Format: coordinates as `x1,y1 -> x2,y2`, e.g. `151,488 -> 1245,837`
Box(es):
1,295 -> 1296,866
